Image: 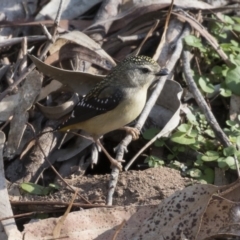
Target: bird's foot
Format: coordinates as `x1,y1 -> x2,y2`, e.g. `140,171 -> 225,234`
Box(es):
122,126 -> 140,140
109,157 -> 124,171
96,139 -> 124,171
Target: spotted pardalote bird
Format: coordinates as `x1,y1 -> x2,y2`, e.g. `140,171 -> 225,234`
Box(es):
59,55 -> 168,170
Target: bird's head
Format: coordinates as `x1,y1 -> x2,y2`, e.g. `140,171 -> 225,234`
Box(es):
106,55 -> 168,88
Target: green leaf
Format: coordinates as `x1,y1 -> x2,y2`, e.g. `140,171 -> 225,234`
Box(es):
225,66 -> 240,96
233,24 -> 240,32
178,123 -> 191,133
197,135 -> 206,143
20,183 -> 51,196
226,120 -> 237,127
187,129 -> 198,138
142,128 -> 160,140
145,156 -> 164,168
225,156 -> 236,169
169,160 -> 182,170
194,157 -> 203,167
221,43 -> 234,52
236,136 -> 240,147
171,132 -> 196,145
220,87 -> 232,97
232,16 -> 240,24
184,35 -> 206,52
218,157 -> 228,169
229,135 -> 237,143
231,40 -> 239,47
148,160 -> 154,167
211,65 -> 223,75
223,15 -> 235,24
167,154 -> 175,160
154,139 -> 165,147
187,168 -> 202,178
223,146 -> 236,156
48,183 -> 60,190
178,146 -> 186,152
201,151 -> 219,161
204,129 -> 215,138
144,156 -> 150,163
198,76 -> 215,93
200,168 -> 215,184
186,112 -> 198,125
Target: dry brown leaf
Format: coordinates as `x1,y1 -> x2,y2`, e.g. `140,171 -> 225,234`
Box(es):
47,43 -> 114,71
29,54 -> 104,96
48,31 -> 116,67
22,183 -> 226,240
36,0 -> 101,21
36,92 -> 79,119
198,195 -> 240,239
37,80 -> 62,102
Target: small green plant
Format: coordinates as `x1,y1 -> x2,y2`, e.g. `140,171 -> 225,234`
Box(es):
143,14 -> 240,183
143,111 -> 240,183
184,15 -> 240,98
20,182 -> 60,196
144,155 -> 165,168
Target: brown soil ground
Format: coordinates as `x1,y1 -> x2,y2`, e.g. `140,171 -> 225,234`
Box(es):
18,167 -> 196,206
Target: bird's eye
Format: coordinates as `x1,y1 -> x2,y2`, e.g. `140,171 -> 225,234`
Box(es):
141,68 -> 150,73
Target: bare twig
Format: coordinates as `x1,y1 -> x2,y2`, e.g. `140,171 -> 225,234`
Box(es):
40,24 -> 53,41
19,37 -> 27,74
0,116 -> 12,131
117,32 -> 160,42
153,0 -> 174,61
52,0 -> 64,40
53,190 -> 77,238
112,220 -> 126,240
182,48 -> 240,178
133,19 -> 160,56
10,200 -> 112,209
0,35 -> 47,48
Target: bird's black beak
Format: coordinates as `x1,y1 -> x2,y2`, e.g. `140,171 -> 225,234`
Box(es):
155,68 -> 169,76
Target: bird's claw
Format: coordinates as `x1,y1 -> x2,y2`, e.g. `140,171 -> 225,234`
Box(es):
114,144 -> 128,153
110,158 -> 124,171
124,127 -> 140,140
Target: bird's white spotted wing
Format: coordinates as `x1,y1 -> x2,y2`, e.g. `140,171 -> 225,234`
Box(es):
59,86 -> 124,129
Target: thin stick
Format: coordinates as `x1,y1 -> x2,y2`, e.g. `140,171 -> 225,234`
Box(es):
112,220 -> 126,240
133,19 -> 160,56
153,0 -> 174,61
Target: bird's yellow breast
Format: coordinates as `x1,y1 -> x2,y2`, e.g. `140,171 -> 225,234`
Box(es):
67,88 -> 147,137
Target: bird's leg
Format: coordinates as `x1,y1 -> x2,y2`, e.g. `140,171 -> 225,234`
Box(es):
120,126 -> 140,140
95,139 -> 124,171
